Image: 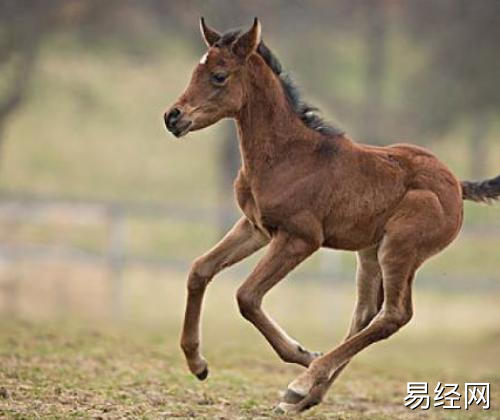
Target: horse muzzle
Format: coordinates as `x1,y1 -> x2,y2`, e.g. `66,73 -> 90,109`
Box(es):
164,107 -> 193,138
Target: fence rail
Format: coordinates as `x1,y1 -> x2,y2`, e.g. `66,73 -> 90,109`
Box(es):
0,192 -> 231,317
1,192 -> 499,317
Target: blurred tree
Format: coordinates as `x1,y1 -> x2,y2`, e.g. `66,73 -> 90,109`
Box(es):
0,0 -> 121,163
403,0 -> 500,177
361,0 -> 387,145
0,0 -> 48,158
2,0 -> 497,193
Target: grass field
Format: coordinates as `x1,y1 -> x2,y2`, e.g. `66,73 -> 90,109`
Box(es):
1,27 -> 499,420
1,274 -> 499,419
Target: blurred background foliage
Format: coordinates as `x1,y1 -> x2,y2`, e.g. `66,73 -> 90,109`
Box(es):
0,2 -> 499,417
0,0 -> 499,318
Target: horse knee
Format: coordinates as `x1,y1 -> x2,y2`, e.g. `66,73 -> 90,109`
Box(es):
377,308 -> 413,340
236,287 -> 260,320
401,306 -> 413,326
351,307 -> 379,335
187,257 -> 212,292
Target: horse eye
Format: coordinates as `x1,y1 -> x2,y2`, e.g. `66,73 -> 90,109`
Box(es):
211,73 -> 228,85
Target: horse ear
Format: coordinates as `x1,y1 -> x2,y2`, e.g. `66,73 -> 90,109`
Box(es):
200,17 -> 220,47
233,17 -> 261,59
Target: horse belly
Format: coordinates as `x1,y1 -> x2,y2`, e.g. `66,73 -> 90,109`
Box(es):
323,221 -> 384,250
322,191 -> 404,251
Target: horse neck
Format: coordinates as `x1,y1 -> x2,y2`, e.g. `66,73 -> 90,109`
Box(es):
235,56 -> 311,175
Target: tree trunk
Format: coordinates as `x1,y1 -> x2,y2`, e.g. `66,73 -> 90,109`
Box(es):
0,45 -> 37,168
362,2 -> 387,145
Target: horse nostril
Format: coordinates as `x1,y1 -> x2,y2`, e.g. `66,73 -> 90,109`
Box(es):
170,107 -> 181,119
165,107 -> 182,129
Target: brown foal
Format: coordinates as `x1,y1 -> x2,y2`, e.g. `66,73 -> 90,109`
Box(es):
164,18 -> 500,413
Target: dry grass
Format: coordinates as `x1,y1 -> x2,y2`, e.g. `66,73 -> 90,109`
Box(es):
1,23 -> 499,420
1,267 -> 499,419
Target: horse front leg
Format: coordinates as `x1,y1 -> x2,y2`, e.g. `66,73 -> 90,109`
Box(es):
180,217 -> 268,379
235,230 -> 321,367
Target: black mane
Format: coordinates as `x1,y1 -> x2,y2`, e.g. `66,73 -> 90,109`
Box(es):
257,41 -> 343,136
215,29 -> 343,136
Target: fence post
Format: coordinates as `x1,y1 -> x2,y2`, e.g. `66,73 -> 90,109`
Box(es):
2,275 -> 20,316
108,206 -> 126,320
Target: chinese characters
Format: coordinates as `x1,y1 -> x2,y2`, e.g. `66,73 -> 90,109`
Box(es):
404,382 -> 490,410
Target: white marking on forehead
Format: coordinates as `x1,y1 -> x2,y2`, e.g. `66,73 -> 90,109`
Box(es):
199,52 -> 208,64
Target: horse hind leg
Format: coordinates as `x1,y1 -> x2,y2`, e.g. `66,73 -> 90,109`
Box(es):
281,244 -> 384,406
277,189 -> 459,413
279,242 -> 416,413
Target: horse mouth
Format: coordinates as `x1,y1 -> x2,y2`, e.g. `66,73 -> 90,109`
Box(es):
170,121 -> 193,138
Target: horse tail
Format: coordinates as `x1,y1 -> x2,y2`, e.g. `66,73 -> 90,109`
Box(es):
461,175 -> 500,203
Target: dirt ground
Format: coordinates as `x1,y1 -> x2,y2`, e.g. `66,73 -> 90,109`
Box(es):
1,304 -> 499,420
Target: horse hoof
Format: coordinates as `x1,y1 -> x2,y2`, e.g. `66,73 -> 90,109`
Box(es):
195,366 -> 209,380
283,388 -> 306,404
273,402 -> 296,414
